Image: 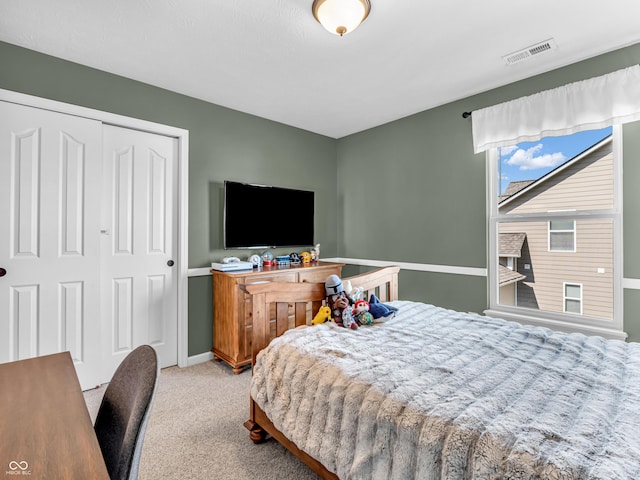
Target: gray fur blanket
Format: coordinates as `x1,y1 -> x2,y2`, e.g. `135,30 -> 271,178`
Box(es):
250,301 -> 640,479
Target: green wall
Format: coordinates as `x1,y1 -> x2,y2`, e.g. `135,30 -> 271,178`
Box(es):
337,43 -> 640,335
0,41 -> 338,356
2,40 -> 640,352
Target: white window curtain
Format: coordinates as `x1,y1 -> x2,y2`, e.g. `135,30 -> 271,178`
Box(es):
472,64 -> 640,153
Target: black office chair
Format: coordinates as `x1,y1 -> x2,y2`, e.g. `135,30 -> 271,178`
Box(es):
94,345 -> 159,480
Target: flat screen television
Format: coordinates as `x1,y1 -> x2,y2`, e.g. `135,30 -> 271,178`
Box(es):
223,180 -> 315,249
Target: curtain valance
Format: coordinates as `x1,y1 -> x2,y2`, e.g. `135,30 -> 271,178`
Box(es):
472,65 -> 640,153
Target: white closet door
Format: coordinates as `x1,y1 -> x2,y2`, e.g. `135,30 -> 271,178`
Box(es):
101,125 -> 178,381
0,101 -> 103,389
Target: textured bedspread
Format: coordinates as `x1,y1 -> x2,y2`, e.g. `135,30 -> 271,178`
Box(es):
251,301 -> 640,479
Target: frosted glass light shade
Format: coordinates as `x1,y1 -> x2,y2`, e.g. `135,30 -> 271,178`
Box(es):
312,0 -> 371,36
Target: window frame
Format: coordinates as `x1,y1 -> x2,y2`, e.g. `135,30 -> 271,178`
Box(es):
485,126 -> 624,339
563,282 -> 583,315
548,219 -> 576,252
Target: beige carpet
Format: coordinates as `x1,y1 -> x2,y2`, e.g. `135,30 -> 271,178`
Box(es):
84,360 -> 321,480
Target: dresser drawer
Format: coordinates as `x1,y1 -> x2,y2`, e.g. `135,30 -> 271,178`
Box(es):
298,266 -> 341,284
243,272 -> 297,285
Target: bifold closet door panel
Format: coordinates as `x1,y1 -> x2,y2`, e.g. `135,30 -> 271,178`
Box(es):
0,100 -> 103,389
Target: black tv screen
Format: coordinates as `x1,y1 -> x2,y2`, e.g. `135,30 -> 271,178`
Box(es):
223,180 -> 315,249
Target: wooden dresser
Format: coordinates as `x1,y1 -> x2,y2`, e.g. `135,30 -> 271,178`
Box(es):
211,261 -> 343,373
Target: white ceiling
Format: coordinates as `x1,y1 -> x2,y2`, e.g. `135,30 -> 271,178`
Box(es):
1,0 -> 639,138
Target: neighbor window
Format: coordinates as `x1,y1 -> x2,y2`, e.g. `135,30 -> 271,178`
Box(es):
487,126 -> 623,337
564,283 -> 583,314
549,220 -> 575,252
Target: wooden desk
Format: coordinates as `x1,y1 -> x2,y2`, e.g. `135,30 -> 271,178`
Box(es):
0,352 -> 109,479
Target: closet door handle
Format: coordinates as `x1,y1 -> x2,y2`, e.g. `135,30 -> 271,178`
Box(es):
0,268 -> 6,277
167,260 -> 174,267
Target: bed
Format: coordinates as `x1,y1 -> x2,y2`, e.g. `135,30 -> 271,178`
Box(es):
243,266 -> 640,479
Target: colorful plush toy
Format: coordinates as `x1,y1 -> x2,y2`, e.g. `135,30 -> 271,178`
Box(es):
341,305 -> 358,330
353,299 -> 374,326
368,294 -> 398,321
325,274 -> 358,329
312,305 -> 332,325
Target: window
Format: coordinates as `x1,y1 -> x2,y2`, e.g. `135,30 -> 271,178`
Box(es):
564,283 -> 582,314
549,220 -> 575,252
487,126 -> 623,337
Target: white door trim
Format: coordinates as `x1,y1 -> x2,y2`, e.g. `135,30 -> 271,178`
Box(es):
0,88 -> 190,368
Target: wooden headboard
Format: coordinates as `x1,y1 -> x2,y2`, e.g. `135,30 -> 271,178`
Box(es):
242,265 -> 400,366
242,265 -> 400,475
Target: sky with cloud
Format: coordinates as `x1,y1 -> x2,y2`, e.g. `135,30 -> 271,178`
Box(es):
498,126 -> 612,195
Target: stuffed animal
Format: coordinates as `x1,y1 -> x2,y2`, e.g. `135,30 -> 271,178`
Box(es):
341,304 -> 358,330
325,274 -> 358,329
368,294 -> 398,321
312,305 -> 332,325
344,280 -> 364,304
353,299 -> 374,326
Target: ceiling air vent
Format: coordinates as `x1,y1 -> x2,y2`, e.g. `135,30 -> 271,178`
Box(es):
503,38 -> 557,65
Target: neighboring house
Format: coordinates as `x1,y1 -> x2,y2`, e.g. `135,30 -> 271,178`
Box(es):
498,233 -> 527,306
498,135 -> 614,319
498,180 -> 535,204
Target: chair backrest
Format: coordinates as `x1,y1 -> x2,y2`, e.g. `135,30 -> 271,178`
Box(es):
94,345 -> 159,480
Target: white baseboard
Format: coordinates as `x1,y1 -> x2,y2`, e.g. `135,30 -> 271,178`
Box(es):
187,351 -> 214,366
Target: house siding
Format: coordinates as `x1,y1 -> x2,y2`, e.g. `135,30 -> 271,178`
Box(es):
500,220 -> 613,319
498,142 -> 614,320
500,282 -> 517,306
500,143 -> 613,215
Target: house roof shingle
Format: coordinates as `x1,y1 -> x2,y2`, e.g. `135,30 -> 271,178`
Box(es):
499,264 -> 526,287
499,232 -> 526,257
498,180 -> 535,203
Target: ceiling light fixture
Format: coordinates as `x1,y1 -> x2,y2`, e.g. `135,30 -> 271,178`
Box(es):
312,0 -> 371,37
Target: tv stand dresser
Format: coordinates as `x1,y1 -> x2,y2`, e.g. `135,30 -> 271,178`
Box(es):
211,261 -> 343,373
